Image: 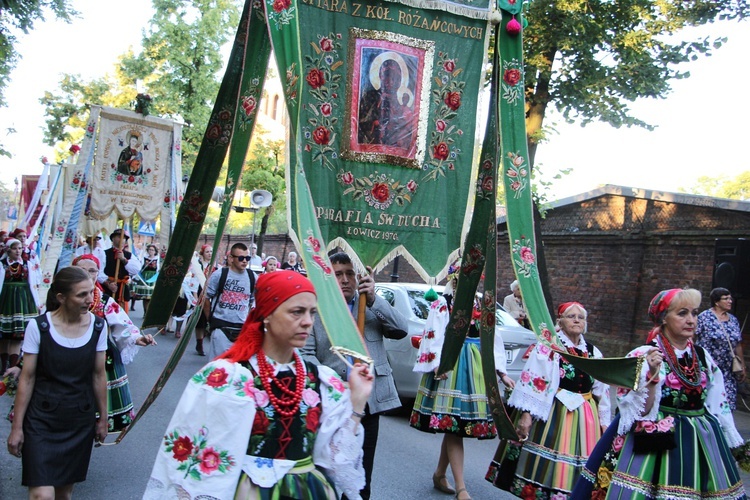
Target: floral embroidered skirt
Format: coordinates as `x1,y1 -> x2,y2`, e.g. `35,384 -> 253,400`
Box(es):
410,338 -> 497,439
486,393 -> 601,499
0,281 -> 38,340
105,336 -> 134,433
233,456 -> 336,499
572,410 -> 745,499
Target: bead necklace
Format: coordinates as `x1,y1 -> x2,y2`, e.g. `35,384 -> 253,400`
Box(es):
89,287 -> 103,317
657,333 -> 701,388
6,261 -> 25,280
257,350 -> 305,418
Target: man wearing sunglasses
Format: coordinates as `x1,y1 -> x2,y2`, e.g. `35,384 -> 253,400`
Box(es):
204,242 -> 256,358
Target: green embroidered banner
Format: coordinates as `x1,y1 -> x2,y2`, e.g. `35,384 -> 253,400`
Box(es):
120,0 -> 277,443
270,0 -> 493,282
496,8 -> 639,389
143,0 -> 262,329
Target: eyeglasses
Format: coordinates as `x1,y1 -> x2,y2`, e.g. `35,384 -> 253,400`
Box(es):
94,236 -> 102,240
563,314 -> 585,320
232,255 -> 250,262
720,296 -> 733,301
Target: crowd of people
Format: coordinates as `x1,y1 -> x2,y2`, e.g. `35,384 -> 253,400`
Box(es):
0,226 -> 747,499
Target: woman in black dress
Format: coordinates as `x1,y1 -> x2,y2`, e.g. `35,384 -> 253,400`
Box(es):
7,267 -> 108,499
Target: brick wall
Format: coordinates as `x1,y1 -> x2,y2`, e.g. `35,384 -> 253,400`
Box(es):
196,192 -> 750,357
499,193 -> 750,356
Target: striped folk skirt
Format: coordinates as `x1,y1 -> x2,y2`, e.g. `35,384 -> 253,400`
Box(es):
574,410 -> 746,499
486,392 -> 602,498
0,281 -> 38,340
233,456 -> 336,499
410,338 -> 497,439
105,336 -> 134,433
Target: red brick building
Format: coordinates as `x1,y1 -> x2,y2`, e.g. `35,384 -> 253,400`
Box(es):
496,185 -> 750,356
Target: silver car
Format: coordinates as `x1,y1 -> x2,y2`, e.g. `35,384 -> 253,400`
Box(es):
376,282 -> 537,401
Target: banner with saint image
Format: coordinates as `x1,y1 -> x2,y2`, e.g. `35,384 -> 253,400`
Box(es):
88,107 -> 181,221
270,0 -> 493,281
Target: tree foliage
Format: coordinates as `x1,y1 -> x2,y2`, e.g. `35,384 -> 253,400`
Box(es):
680,171 -> 750,200
0,0 -> 76,157
39,0 -> 239,170
523,0 -> 749,165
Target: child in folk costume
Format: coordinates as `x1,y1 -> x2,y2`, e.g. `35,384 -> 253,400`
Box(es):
72,254 -> 155,432
0,238 -> 42,373
131,243 -> 160,313
411,290 -> 514,500
145,271 -> 373,499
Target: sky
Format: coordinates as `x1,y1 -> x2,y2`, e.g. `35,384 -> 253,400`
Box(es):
0,1 -> 748,202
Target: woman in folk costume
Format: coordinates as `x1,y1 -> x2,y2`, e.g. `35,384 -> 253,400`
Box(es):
486,301 -> 611,499
131,243 -> 160,313
72,254 -> 156,432
0,238 -> 42,373
411,290 -> 515,500
573,289 -> 745,499
145,271 -> 374,500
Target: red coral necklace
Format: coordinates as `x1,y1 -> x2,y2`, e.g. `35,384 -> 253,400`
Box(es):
657,334 -> 701,388
257,350 -> 305,418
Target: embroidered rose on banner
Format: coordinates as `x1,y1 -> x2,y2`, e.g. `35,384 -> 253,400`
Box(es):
511,235 -> 537,278
339,170 -> 414,209
239,78 -> 262,130
163,427 -> 235,480
424,51 -> 466,182
501,58 -> 524,105
303,231 -> 332,276
302,32 -> 343,170
266,0 -> 295,29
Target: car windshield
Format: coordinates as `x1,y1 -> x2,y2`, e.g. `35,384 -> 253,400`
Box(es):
407,289 -> 433,320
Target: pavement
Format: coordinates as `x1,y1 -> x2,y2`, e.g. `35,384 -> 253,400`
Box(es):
732,406 -> 750,489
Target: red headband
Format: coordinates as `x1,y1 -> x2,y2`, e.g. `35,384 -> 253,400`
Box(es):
200,244 -> 211,254
221,271 -> 316,363
557,301 -> 585,318
72,254 -> 101,270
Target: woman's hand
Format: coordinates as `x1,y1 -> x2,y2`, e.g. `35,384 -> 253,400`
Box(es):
516,412 -> 532,441
7,428 -> 23,458
95,418 -> 108,444
500,374 -> 515,389
3,365 -> 21,379
433,367 -> 450,381
136,334 -> 156,346
348,363 -> 374,412
645,347 -> 663,379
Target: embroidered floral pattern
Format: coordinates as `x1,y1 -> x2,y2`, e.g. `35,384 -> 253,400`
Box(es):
239,77 -> 263,130
205,108 -> 233,147
423,51 -> 465,182
302,32 -> 343,170
505,151 -> 529,198
511,235 -> 537,278
302,231 -> 332,275
159,256 -> 185,287
460,243 -> 485,276
192,366 -> 232,390
501,58 -> 524,105
164,427 -> 235,480
181,190 -> 209,226
70,170 -> 87,191
338,170 -> 414,210
266,0 -> 295,29
475,157 -> 496,201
